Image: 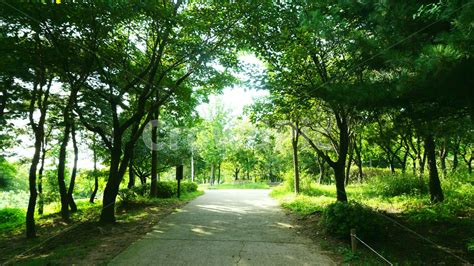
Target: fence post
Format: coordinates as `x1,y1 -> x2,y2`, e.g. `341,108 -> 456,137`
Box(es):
351,228 -> 357,253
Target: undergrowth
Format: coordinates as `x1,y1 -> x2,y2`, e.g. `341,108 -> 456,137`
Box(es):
271,171 -> 474,263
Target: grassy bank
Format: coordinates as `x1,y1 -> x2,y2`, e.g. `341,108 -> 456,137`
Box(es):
0,191 -> 203,265
271,173 -> 474,264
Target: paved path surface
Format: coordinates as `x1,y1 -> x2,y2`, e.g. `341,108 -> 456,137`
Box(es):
111,190 -> 335,266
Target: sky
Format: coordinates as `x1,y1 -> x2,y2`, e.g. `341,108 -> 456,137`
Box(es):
196,86 -> 268,118
197,53 -> 268,118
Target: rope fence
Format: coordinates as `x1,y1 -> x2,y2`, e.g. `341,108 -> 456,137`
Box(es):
350,229 -> 393,265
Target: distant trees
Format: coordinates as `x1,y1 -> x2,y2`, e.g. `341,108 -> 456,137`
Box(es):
195,101 -> 229,185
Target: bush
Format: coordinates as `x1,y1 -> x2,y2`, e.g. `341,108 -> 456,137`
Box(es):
321,201 -> 386,240
0,208 -> 25,231
181,182 -> 198,193
125,181 -> 198,199
468,239 -> 474,253
131,183 -> 151,196
368,174 -> 427,197
118,188 -> 138,204
361,167 -> 392,179
155,181 -> 177,198
0,158 -> 28,192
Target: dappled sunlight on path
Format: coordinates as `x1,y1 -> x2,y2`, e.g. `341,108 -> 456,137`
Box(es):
111,190 -> 335,265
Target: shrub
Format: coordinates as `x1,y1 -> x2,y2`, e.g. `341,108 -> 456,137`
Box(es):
126,181 -> 198,199
368,174 -> 427,197
321,201 -> 386,240
156,181 -> 177,198
468,239 -> 474,253
361,167 -> 392,179
131,183 -> 151,196
118,188 -> 138,204
118,188 -> 138,203
283,171 -> 295,192
181,182 -> 198,193
0,208 -> 25,231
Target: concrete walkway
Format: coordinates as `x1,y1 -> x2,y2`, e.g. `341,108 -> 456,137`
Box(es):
111,190 -> 335,266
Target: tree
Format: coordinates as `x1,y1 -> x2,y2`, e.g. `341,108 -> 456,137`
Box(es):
75,1 -> 239,223
240,1 -> 388,201
195,101 -> 229,185
0,3 -> 60,237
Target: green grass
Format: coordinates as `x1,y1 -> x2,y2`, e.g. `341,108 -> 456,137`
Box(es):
200,182 -> 270,190
0,190 -> 203,236
273,173 -> 474,222
0,208 -> 24,232
1,190 -> 204,264
271,172 -> 474,264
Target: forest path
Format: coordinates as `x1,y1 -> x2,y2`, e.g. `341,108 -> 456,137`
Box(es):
110,189 -> 335,265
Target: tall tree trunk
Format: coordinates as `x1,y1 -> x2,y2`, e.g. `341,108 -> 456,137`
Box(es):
451,138 -> 460,172
217,162 -> 221,184
89,135 -> 98,203
191,148 -> 195,182
464,155 -> 473,174
150,108 -> 159,197
317,156 -> 324,184
269,163 -> 273,182
439,141 -> 447,178
406,135 -> 418,176
139,174 -> 146,185
291,124 -> 300,194
210,164 -> 215,185
389,157 -> 396,174
354,137 -> 363,182
128,161 -> 135,189
334,163 -> 348,202
57,122 -> 71,221
26,74 -> 51,238
440,155 -> 447,178
420,148 -> 427,176
401,150 -> 408,173
452,150 -> 458,172
234,168 -> 239,181
100,129 -> 136,223
469,159 -> 473,174
299,111 -> 349,201
424,135 -> 444,203
27,136 -> 41,238
37,140 -> 46,215
57,86 -> 81,220
333,113 -> 349,202
128,148 -> 135,189
100,137 -> 133,223
345,140 -> 354,186
97,28 -> 181,222
67,122 -> 78,212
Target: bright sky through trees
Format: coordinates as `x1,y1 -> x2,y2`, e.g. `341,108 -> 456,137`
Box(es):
197,54 -> 268,118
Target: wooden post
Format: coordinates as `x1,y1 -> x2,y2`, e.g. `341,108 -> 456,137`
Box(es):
176,165 -> 183,198
350,228 -> 357,253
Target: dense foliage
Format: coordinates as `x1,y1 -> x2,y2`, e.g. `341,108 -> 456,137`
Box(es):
322,201 -> 386,240
0,2 -> 472,263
